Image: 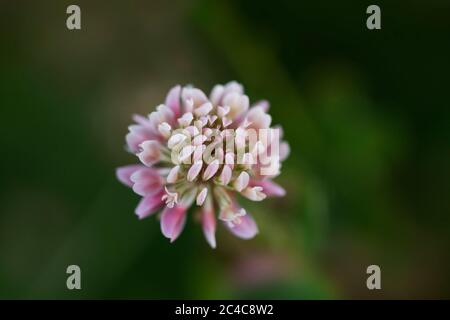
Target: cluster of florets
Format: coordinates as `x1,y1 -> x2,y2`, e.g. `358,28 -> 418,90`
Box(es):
117,81 -> 289,248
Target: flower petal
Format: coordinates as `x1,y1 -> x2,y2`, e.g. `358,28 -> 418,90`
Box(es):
135,189 -> 165,219
168,133 -> 187,149
126,125 -> 158,153
223,92 -> 249,119
160,206 -> 187,242
251,179 -> 286,197
246,107 -> 272,129
132,114 -> 151,127
196,187 -> 208,206
233,171 -> 249,192
166,165 -> 180,183
210,84 -> 224,105
251,100 -> 270,112
130,168 -> 163,196
279,141 -> 290,162
116,164 -> 145,187
202,207 -> 216,249
179,145 -> 196,163
187,161 -> 203,181
203,159 -> 220,181
219,165 -> 232,185
165,85 -> 181,118
148,105 -> 173,131
194,102 -> 213,117
158,122 -> 171,139
224,81 -> 244,96
177,112 -> 194,127
217,106 -> 230,117
182,88 -> 208,108
137,140 -> 161,167
242,186 -> 267,201
226,213 -> 258,239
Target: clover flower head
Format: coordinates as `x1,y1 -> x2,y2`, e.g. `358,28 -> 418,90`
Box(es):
116,81 -> 290,248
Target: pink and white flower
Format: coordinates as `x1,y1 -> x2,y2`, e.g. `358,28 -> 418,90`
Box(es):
116,81 -> 289,248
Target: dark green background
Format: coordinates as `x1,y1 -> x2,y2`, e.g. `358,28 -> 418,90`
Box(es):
1,0 -> 449,299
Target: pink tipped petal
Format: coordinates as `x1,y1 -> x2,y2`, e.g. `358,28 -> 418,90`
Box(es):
137,140 -> 161,166
252,179 -> 286,197
177,112 -> 194,127
242,186 -> 267,201
126,125 -> 158,153
217,106 -> 230,117
252,100 -> 270,112
246,107 -> 272,129
196,187 -> 208,206
192,134 -> 207,146
130,168 -> 163,196
156,104 -> 175,126
219,165 -> 232,185
202,208 -> 217,248
222,117 -> 233,128
226,213 -> 258,239
208,115 -> 218,125
203,128 -> 213,139
148,106 -> 171,130
135,189 -> 165,219
273,124 -> 284,140
193,145 -> 206,162
116,164 -> 145,187
132,114 -> 151,126
198,116 -> 209,128
158,122 -> 171,139
241,118 -> 252,128
187,161 -> 203,181
185,125 -> 200,137
223,81 -> 244,97
223,92 -> 249,119
225,152 -> 235,167
166,165 -> 180,183
203,159 -> 220,180
168,133 -> 187,149
194,102 -> 213,117
182,88 -> 208,108
160,206 -> 187,242
279,141 -> 290,162
179,145 -> 196,163
234,171 -> 249,192
165,85 -> 181,118
210,84 -> 224,105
